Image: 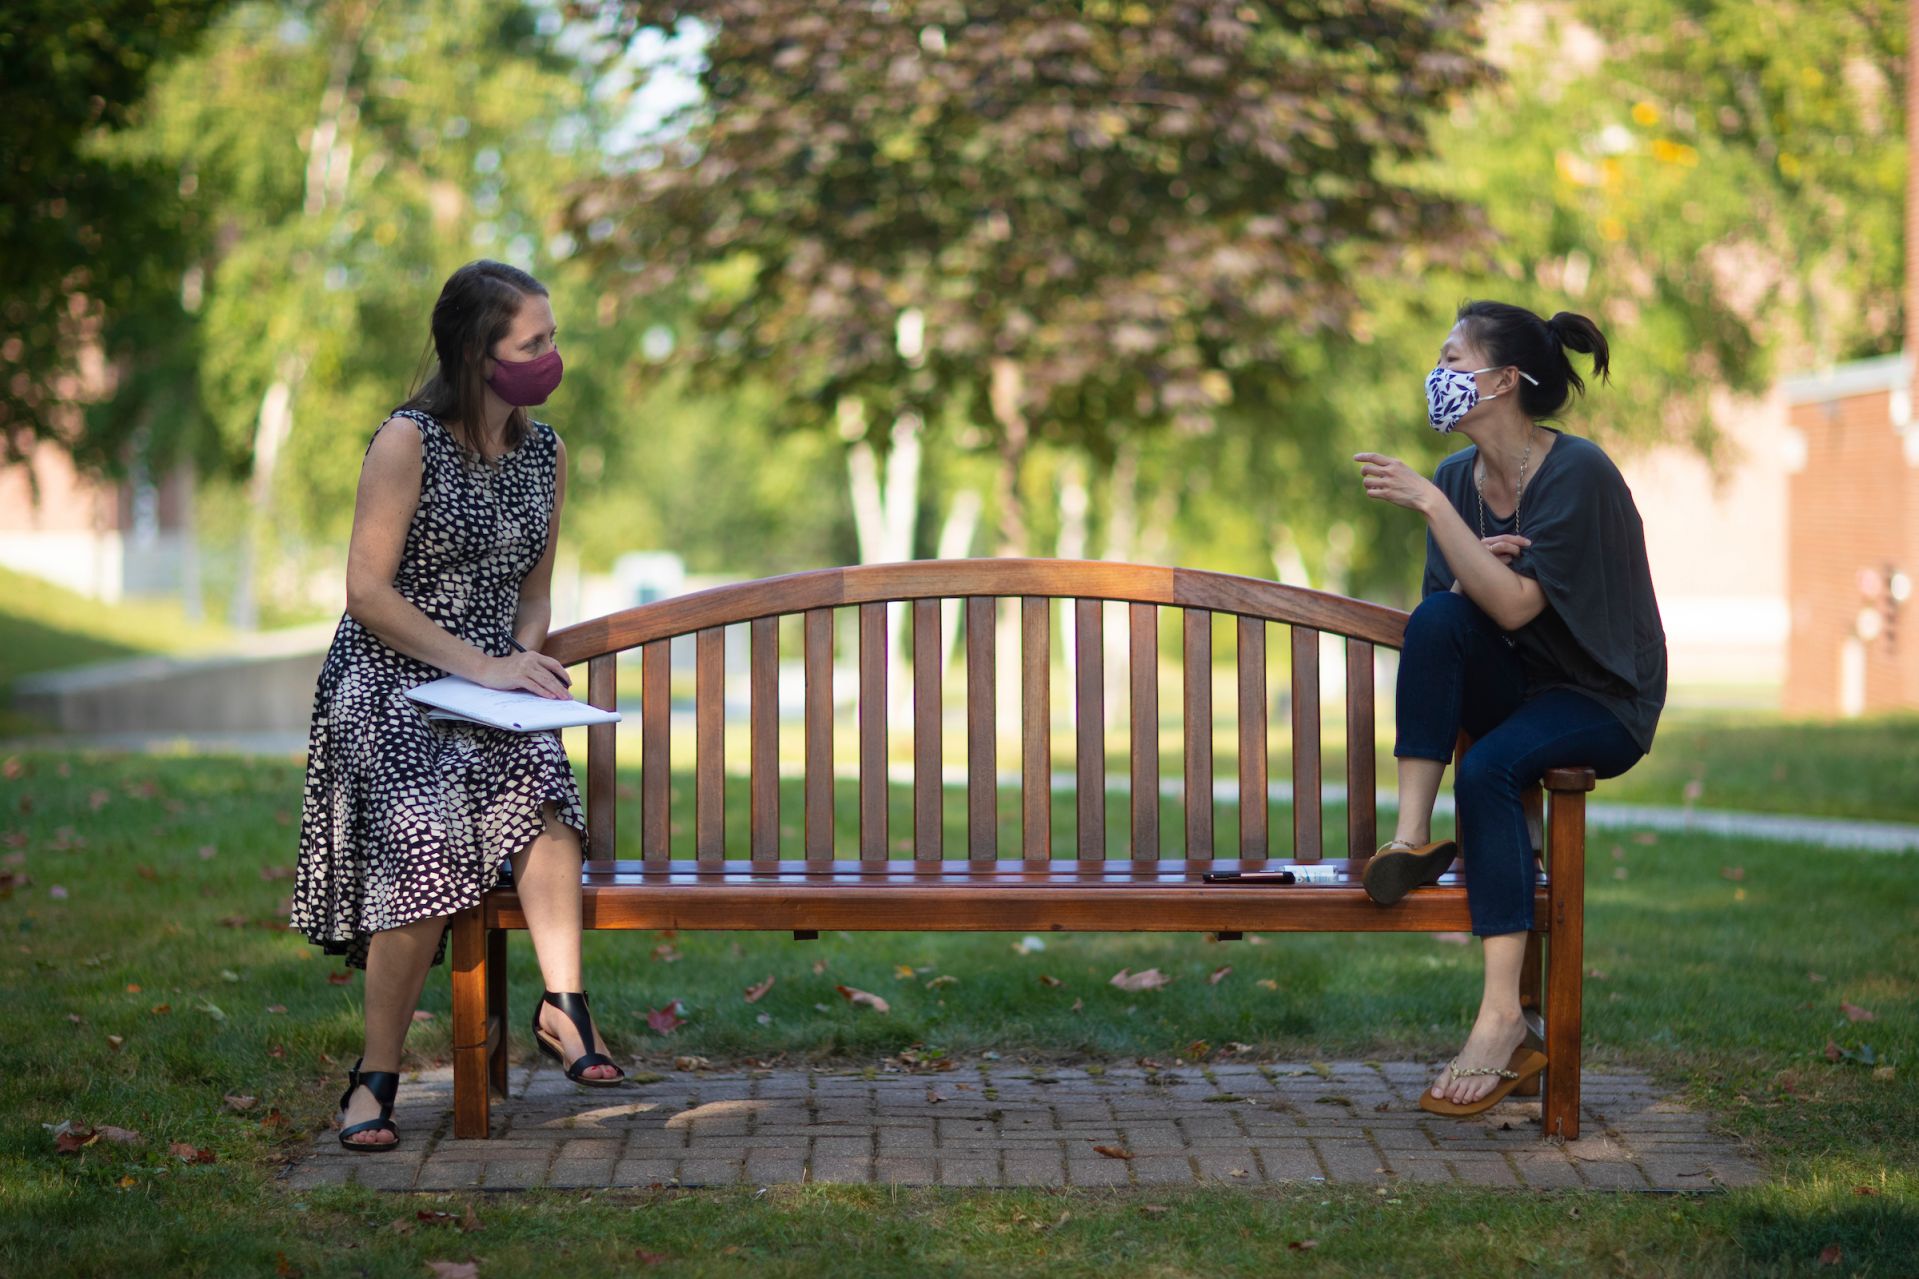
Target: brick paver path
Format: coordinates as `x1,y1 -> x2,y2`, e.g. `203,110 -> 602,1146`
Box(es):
281,1057 -> 1765,1193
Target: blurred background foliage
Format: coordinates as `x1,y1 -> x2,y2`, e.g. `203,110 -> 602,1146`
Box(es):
0,0 -> 1906,617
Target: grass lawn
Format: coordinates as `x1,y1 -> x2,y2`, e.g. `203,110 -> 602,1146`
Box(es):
1,749 -> 1914,1275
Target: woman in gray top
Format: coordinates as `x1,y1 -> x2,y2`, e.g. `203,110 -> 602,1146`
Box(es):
1353,300 -> 1667,1118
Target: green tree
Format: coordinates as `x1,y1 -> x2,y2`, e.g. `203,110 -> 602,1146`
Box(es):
569,0 -> 1495,555
0,0 -> 230,467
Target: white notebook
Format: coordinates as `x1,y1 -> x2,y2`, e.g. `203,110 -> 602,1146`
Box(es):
405,675 -> 622,732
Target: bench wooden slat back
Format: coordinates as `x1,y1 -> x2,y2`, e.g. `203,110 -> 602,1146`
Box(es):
1291,626 -> 1322,862
804,608 -> 833,864
1236,617 -> 1267,862
858,603 -> 887,862
1345,637 -> 1377,857
965,598 -> 997,861
1074,598 -> 1105,859
912,598 -> 942,862
1182,608 -> 1213,861
1129,604 -> 1159,863
547,560 -> 1410,870
1021,596 -> 1051,863
749,618 -> 778,865
640,640 -> 669,864
696,627 -> 724,865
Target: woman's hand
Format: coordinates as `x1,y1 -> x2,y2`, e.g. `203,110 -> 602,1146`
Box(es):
477,650 -> 574,700
1353,452 -> 1441,515
1481,533 -> 1531,565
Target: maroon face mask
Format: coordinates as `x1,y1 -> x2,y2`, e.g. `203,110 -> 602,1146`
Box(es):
487,348 -> 563,406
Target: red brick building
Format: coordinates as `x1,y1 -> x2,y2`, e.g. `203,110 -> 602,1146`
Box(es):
1779,358 -> 1919,715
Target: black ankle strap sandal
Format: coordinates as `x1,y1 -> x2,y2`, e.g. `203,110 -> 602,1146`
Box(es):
533,990 -> 625,1087
336,1057 -> 401,1152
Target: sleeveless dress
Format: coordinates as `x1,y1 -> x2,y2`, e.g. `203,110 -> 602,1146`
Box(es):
290,408 -> 587,969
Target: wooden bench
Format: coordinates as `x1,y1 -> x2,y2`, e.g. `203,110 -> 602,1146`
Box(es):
448,560 -> 1595,1140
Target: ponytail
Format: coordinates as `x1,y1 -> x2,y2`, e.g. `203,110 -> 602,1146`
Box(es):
1457,300 -> 1611,420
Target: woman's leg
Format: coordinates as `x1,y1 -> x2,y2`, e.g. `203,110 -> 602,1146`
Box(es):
512,802 -> 617,1080
1434,690 -> 1642,1105
1390,592 -> 1526,844
341,914 -> 449,1144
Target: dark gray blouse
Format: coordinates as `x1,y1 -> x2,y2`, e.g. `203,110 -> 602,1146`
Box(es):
1421,430 -> 1668,753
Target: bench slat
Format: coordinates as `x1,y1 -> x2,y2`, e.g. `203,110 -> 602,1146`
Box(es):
1292,626 -> 1323,862
1346,637 -> 1376,857
750,617 -> 778,863
859,602 -> 887,863
1021,597 -> 1051,862
696,627 -> 725,864
1129,603 -> 1159,861
641,639 -> 669,864
913,598 -> 942,862
966,597 -> 997,861
1237,617 -> 1267,861
1075,598 -> 1105,859
804,608 -> 833,863
586,654 -> 617,859
1183,609 -> 1213,859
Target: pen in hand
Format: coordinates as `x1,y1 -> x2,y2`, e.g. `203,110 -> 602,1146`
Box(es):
507,635 -> 572,694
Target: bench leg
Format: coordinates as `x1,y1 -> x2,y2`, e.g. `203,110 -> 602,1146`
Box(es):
1513,931 -> 1544,1098
450,905 -> 492,1139
486,925 -> 509,1099
1543,789 -> 1586,1141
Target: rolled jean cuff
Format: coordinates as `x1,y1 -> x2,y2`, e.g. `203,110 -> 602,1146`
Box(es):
1392,741 -> 1454,763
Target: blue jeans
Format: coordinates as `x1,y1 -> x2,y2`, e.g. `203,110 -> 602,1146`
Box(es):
1394,591 -> 1643,936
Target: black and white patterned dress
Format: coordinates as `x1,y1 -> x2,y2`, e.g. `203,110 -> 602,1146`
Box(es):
291,407 -> 586,969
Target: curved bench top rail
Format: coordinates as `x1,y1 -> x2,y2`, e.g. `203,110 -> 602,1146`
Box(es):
545,558 -> 1409,665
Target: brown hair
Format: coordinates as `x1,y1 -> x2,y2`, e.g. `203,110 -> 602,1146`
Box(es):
400,260 -> 549,453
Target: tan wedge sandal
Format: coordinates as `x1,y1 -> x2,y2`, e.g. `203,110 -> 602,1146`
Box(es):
1419,1025 -> 1548,1118
1361,838 -> 1458,906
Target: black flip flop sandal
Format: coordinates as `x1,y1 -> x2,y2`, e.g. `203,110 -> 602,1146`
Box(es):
337,1058 -> 401,1152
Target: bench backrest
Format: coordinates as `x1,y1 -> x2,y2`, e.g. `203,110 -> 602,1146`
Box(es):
542,559 -> 1409,868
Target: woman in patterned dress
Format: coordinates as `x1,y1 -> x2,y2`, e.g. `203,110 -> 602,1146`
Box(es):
292,260 -> 622,1152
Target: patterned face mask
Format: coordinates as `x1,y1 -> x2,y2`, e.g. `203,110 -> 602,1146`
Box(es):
1425,364 -> 1538,433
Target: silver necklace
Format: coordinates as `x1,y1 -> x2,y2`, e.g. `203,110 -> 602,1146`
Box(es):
1475,431 -> 1533,538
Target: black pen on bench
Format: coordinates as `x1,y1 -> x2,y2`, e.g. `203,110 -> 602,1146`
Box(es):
506,635 -> 571,690
1200,870 -> 1297,885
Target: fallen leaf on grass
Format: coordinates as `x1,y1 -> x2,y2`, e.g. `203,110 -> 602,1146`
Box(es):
894,964 -> 916,980
743,976 -> 775,1003
1853,1186 -> 1881,1196
106,1035 -> 124,1052
646,1000 -> 687,1035
266,1004 -> 287,1014
1255,978 -> 1279,991
169,1141 -> 216,1164
1109,968 -> 1171,991
1037,974 -> 1063,988
836,985 -> 890,1014
1841,1002 -> 1876,1023
1874,1065 -> 1896,1082
326,971 -> 353,986
149,1004 -> 171,1015
634,1250 -> 671,1266
1288,1239 -> 1319,1251
223,1094 -> 257,1112
650,943 -> 681,963
1808,973 -> 1827,983
1091,1144 -> 1134,1160
1632,831 -> 1658,846
1208,965 -> 1232,985
412,1010 -> 435,1023
1720,866 -> 1744,881
425,1263 -> 479,1279
1818,1244 -> 1843,1266
258,865 -> 295,881
48,885 -> 68,900
924,975 -> 958,989
1070,998 -> 1083,1013
673,1055 -> 712,1071
811,958 -> 829,975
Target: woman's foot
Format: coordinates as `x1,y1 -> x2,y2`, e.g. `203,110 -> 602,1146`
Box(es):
1431,1008 -> 1530,1107
339,1081 -> 398,1147
534,992 -> 622,1083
